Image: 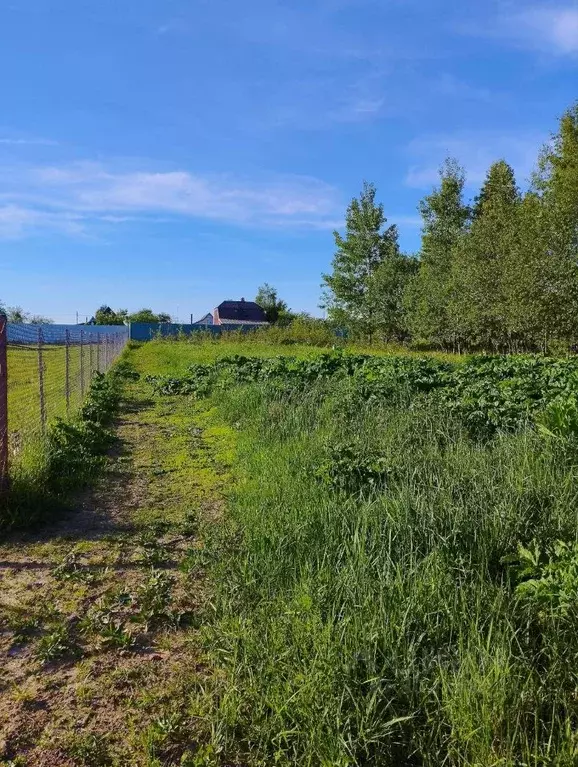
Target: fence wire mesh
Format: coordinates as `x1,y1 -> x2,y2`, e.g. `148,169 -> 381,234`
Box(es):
0,319 -> 128,487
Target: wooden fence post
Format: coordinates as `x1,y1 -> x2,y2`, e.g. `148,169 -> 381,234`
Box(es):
0,314 -> 8,492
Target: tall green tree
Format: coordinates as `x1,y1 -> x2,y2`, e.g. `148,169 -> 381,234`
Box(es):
367,253 -> 418,341
322,181 -> 399,339
255,283 -> 291,324
529,103 -> 578,346
501,192 -> 561,349
405,159 -> 469,347
451,160 -> 520,349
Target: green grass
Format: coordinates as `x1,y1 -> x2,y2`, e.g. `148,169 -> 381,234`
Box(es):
127,339 -> 578,766
131,338 -> 460,378
202,380 -> 578,765
7,344 -> 94,467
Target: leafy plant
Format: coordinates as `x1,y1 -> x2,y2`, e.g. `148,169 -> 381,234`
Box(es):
317,441 -> 392,494
36,624 -> 78,664
135,569 -> 175,630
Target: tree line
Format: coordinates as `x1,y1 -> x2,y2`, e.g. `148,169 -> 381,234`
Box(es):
322,103 -> 578,352
0,301 -> 53,324
92,306 -> 172,325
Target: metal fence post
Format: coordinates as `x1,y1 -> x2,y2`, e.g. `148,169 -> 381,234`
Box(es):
97,333 -> 101,373
38,327 -> 46,435
65,329 -> 70,414
89,337 -> 94,380
80,329 -> 85,397
0,315 -> 8,492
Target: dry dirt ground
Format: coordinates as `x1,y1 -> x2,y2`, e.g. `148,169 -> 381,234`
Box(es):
0,383 -> 234,766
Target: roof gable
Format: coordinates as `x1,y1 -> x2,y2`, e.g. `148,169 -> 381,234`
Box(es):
193,312 -> 214,325
216,300 -> 268,323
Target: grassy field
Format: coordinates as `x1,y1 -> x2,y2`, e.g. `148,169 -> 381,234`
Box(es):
140,342 -> 578,765
3,339 -> 578,765
8,346 -> 87,434
7,344 -> 103,476
131,337 -> 460,377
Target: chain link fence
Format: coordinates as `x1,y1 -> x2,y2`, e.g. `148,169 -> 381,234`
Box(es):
0,317 -> 129,490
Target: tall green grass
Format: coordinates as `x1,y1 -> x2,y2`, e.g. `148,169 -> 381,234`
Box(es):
205,379 -> 578,765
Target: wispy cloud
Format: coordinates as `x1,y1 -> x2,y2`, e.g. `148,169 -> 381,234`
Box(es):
0,136 -> 59,146
0,160 -> 344,238
432,73 -> 494,103
463,4 -> 578,56
0,205 -> 84,239
405,131 -> 545,189
500,5 -> 578,55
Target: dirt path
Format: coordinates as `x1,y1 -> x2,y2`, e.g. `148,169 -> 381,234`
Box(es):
0,380 -> 233,766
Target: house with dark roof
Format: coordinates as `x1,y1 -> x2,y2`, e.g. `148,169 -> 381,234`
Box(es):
212,298 -> 269,327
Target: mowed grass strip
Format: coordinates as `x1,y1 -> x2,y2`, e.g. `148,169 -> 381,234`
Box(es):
0,363 -> 234,765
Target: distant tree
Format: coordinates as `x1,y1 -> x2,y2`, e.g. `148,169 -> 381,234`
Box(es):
128,308 -> 172,323
94,306 -> 127,325
0,302 -> 53,323
6,306 -> 28,324
405,159 -> 470,348
255,283 -> 291,324
322,181 -> 400,339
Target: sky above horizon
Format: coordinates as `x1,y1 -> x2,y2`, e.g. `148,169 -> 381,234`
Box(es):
1,0 -> 577,322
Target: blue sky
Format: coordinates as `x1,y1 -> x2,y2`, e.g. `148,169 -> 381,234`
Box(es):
1,0 -> 577,321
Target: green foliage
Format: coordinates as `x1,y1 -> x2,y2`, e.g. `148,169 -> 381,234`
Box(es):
405,159 -> 470,346
1,365 -> 126,532
255,283 -> 292,324
322,181 -> 401,339
510,540 -> 578,623
148,349 -> 578,440
128,308 -> 172,323
136,569 -> 175,630
35,624 -> 78,665
317,440 -> 392,494
191,360 -> 578,764
62,733 -> 111,767
0,304 -> 53,323
451,161 -> 520,350
94,305 -> 127,325
326,101 -> 578,352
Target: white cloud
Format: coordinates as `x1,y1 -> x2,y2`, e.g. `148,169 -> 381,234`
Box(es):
405,131 -> 545,189
0,161 -> 344,237
464,4 -> 578,56
0,205 -> 84,239
500,6 -> 578,54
